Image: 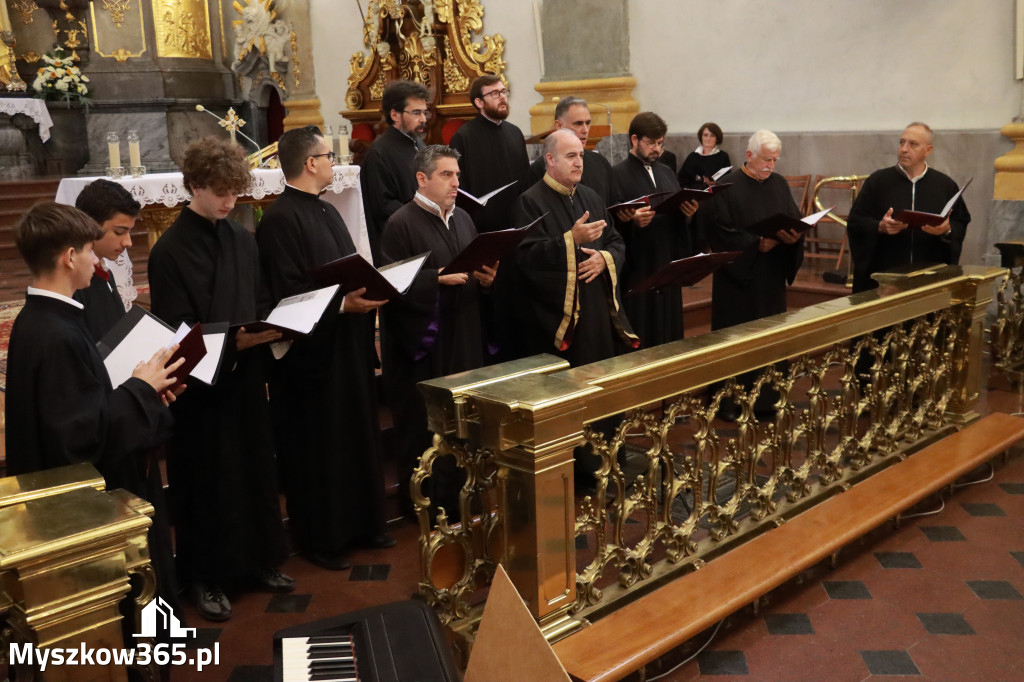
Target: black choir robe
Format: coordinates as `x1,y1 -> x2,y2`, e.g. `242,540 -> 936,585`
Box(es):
148,206 -> 288,588
678,149 -> 732,189
847,166 -> 971,293
256,186 -> 387,555
611,153 -> 693,347
528,149 -> 613,205
450,115 -> 531,233
508,177 -> 638,366
380,199 -> 485,511
73,268 -> 126,341
707,168 -> 803,331
360,125 -> 423,260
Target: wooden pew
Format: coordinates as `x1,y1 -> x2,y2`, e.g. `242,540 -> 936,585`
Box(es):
552,412 -> 1024,682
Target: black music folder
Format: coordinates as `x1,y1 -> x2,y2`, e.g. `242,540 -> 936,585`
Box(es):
98,305 -> 208,389
442,213 -> 546,274
230,284 -> 341,341
651,182 -> 733,214
311,253 -> 428,300
628,251 -> 742,295
744,205 -> 834,239
456,180 -> 517,209
895,178 -> 972,227
607,191 -> 673,213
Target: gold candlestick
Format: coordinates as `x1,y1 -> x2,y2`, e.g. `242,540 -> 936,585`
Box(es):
1,30 -> 27,92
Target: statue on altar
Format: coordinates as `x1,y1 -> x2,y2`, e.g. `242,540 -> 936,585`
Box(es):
232,0 -> 291,81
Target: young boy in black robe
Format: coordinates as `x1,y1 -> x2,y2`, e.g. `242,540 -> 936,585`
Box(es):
148,137 -> 293,622
380,145 -> 496,517
72,178 -> 141,340
257,125 -> 393,571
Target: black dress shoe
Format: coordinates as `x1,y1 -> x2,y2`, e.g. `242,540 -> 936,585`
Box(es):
362,533 -> 397,549
304,551 -> 352,571
255,568 -> 295,593
193,584 -> 231,622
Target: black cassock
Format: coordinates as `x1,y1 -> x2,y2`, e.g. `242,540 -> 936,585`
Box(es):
380,200 -> 485,509
678,149 -> 732,190
450,115 -> 531,233
508,179 -> 638,366
528,149 -> 613,205
4,294 -> 182,621
847,166 -> 971,293
73,270 -> 126,341
706,168 -> 803,331
360,125 -> 423,261
611,153 -> 693,347
256,187 -> 387,555
148,206 -> 288,588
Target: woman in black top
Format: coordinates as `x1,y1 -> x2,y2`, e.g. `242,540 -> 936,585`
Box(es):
678,122 -> 731,189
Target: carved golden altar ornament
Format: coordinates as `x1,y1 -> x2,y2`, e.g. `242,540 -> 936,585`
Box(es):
153,0 -> 213,59
220,106 -> 246,142
19,50 -> 39,62
91,0 -> 146,61
10,0 -> 37,24
102,0 -> 133,28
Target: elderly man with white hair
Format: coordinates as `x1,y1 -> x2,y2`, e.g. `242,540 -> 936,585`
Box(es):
706,129 -> 803,331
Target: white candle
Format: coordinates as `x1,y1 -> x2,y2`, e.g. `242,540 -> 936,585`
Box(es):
127,130 -> 141,167
337,133 -> 349,158
0,0 -> 12,33
106,132 -> 121,168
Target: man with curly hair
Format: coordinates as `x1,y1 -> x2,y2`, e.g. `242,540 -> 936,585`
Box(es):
148,137 -> 293,622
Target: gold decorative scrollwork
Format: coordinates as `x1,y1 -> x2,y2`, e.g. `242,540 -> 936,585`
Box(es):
369,70 -> 386,100
442,36 -> 467,93
289,29 -> 300,86
19,50 -> 40,63
102,0 -> 132,28
450,0 -> 506,81
10,0 -> 38,24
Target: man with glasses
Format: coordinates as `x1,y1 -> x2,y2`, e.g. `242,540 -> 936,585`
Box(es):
527,96 -> 613,204
610,112 -> 699,347
361,80 -> 429,261
257,125 -> 394,572
450,74 -> 530,234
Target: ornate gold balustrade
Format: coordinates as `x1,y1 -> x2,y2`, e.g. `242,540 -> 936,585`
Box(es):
416,265 -> 1003,642
992,242 -> 1024,376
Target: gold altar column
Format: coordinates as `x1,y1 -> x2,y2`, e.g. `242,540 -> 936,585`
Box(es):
995,123 -> 1024,200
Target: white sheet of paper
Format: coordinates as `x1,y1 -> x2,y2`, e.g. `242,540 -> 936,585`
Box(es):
711,165 -> 732,181
265,284 -> 340,334
458,180 -> 517,206
167,322 -> 189,348
940,178 -> 972,217
379,254 -> 428,295
802,205 -> 835,225
103,315 -> 175,388
190,332 -> 226,385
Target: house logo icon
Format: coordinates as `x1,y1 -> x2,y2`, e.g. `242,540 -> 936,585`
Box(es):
134,596 -> 197,638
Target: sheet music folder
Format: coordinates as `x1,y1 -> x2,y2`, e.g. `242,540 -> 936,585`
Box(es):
97,305 -> 208,390
894,177 -> 973,227
628,251 -> 743,295
652,183 -> 733,213
311,253 -> 428,300
744,206 -> 834,239
442,213 -> 546,274
231,284 -> 341,341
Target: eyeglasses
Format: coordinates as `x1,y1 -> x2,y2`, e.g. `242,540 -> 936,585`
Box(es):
481,88 -> 510,100
403,109 -> 431,119
311,151 -> 336,162
641,138 -> 665,150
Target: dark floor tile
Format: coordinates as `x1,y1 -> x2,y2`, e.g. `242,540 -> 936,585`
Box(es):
697,650 -> 749,675
1011,551 -> 1024,568
822,580 -> 872,600
875,551 -> 922,569
998,482 -> 1024,494
226,665 -> 274,682
966,580 -> 1024,600
961,502 -> 1006,517
920,526 -> 966,542
265,593 -> 311,613
860,650 -> 920,675
916,612 -> 975,635
575,535 -> 589,550
349,563 -> 391,582
764,612 -> 814,635
171,627 -> 222,650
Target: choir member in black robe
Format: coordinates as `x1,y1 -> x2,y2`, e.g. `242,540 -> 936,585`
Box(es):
380,145 -> 494,516
450,74 -> 531,233
527,97 -> 613,204
678,122 -> 732,189
509,130 -> 638,366
5,203 -> 185,633
610,113 -> 700,348
71,178 -> 141,340
847,123 -> 971,293
360,80 -> 429,261
148,138 -> 292,622
707,130 -> 804,331
257,126 -> 391,571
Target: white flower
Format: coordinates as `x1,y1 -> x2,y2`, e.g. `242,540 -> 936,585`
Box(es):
81,75 -> 89,82
55,80 -> 68,91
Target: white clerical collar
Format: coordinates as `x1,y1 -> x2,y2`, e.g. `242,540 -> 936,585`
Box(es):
414,192 -> 456,228
694,145 -> 721,156
27,286 -> 83,309
897,162 -> 929,183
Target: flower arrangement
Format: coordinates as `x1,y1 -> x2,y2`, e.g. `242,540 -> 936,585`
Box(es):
31,48 -> 90,105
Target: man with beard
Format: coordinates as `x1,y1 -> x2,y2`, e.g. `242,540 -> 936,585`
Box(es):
527,96 -> 612,204
72,179 -> 141,340
258,125 -> 393,569
380,145 -> 495,516
450,74 -> 530,233
509,129 -> 637,366
361,80 -> 429,261
847,122 -> 970,293
610,112 -> 698,347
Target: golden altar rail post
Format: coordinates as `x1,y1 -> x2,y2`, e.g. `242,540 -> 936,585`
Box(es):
417,265 -> 1004,641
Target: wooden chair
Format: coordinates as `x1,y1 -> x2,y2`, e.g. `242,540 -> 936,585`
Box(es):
785,175 -> 812,216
